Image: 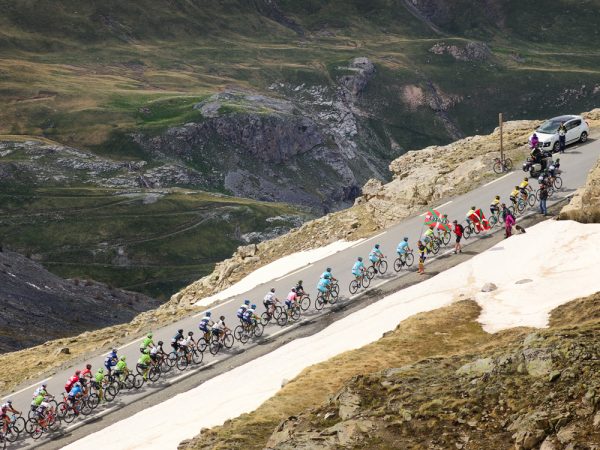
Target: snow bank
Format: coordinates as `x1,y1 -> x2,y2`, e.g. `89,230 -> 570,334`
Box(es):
195,239 -> 362,306
65,220 -> 600,450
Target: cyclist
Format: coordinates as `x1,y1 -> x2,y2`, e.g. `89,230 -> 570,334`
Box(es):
104,349 -> 118,377
171,328 -> 185,352
113,356 -> 128,380
285,288 -> 298,310
179,331 -> 195,355
242,304 -> 259,327
490,195 -> 501,215
67,382 -> 83,410
212,316 -> 230,341
93,368 -> 106,401
31,392 -> 52,419
1,400 -> 21,434
140,332 -> 154,353
263,288 -> 279,317
320,267 -> 335,282
198,312 -> 213,337
466,206 -> 476,225
65,370 -> 81,393
236,300 -> 251,321
423,226 -> 435,253
509,186 -> 520,207
352,256 -> 366,279
396,237 -> 411,257
80,363 -> 93,382
137,349 -> 152,381
295,280 -> 306,296
549,158 -> 560,177
33,383 -> 49,399
317,276 -> 332,301
368,244 -> 384,272
519,177 -> 530,201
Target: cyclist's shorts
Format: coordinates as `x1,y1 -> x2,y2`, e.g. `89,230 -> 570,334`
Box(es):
317,286 -> 327,293
369,256 -> 378,263
285,300 -> 293,309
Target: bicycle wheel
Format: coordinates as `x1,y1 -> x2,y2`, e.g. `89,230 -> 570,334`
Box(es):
379,259 -> 388,274
463,225 -> 471,239
553,176 -> 562,190
315,293 -> 325,310
167,351 -> 178,367
504,158 -> 513,171
349,279 -> 359,294
176,354 -> 188,371
12,416 -> 25,434
393,257 -> 403,272
299,295 -> 311,311
492,160 -> 503,174
223,333 -> 235,349
291,306 -> 301,321
473,224 -> 481,235
148,366 -> 161,382
48,417 -> 61,432
432,240 -> 440,254
366,266 -> 376,280
233,325 -> 243,342
405,253 -> 414,267
253,323 -> 264,337
442,231 -> 451,245
517,199 -> 525,213
104,385 -> 118,402
273,306 -> 284,320
197,338 -> 208,353
28,421 -> 43,440
133,374 -> 145,390
527,192 -> 536,207
209,336 -> 222,356
239,328 -> 250,344
361,274 -> 371,288
489,215 -> 497,228
191,348 -> 203,365
87,394 -> 100,411
277,311 -> 288,327
124,373 -> 136,390
5,426 -> 19,443
328,292 -> 338,305
331,283 -> 340,297
260,312 -> 271,326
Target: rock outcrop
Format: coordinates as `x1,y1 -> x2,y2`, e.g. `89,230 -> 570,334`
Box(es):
429,41 -> 491,61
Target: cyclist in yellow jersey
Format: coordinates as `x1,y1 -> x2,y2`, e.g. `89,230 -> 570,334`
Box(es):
509,186 -> 520,206
490,195 -> 501,215
519,177 -> 529,200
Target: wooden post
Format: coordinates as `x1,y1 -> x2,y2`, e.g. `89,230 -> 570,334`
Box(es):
499,112 -> 504,161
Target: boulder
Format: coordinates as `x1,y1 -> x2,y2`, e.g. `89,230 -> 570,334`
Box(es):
481,282 -> 497,292
56,347 -> 70,355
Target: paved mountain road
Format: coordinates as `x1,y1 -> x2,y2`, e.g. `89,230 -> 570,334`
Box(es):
3,137 -> 599,449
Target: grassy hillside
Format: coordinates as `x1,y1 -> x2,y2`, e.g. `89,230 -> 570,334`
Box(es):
0,185 -> 302,299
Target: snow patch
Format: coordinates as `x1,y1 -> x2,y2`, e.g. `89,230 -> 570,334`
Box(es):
195,239 -> 363,307
65,220 -> 600,450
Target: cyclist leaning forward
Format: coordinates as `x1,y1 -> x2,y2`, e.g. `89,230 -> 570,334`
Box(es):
369,244 -> 384,272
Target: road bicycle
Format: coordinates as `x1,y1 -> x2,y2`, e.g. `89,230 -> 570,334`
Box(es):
366,257 -> 388,279
393,251 -> 414,272
492,157 -> 513,174
235,320 -> 264,344
314,288 -> 338,310
209,330 -> 234,355
277,302 -> 302,326
349,271 -> 370,294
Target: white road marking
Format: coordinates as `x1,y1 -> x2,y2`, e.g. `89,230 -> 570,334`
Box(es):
483,171 -> 514,187
2,377 -> 52,400
436,200 -> 453,209
275,266 -> 308,282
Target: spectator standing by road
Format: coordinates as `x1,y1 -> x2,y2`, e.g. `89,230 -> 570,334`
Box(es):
452,220 -> 463,254
504,209 -> 516,238
417,240 -> 426,275
539,184 -> 549,216
558,122 -> 567,153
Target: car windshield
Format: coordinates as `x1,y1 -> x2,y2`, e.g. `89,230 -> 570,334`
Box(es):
537,119 -> 563,134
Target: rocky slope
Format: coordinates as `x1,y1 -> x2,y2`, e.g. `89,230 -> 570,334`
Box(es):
0,249 -> 160,353
265,298 -> 600,450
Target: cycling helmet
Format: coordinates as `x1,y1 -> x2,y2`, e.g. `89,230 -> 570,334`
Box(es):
251,304 -> 257,310
291,288 -> 296,292
188,331 -> 194,336
538,175 -> 544,182
453,220 -> 458,224
358,257 -> 363,262
375,244 -> 380,249
442,213 -> 448,217
326,267 -> 331,272
205,311 -> 212,317
403,237 -> 408,242
86,364 -> 92,370
495,195 -> 500,200
120,355 -> 126,361
6,400 -> 12,404
42,383 -> 47,388
178,328 -> 183,334
75,370 -> 81,376
158,340 -> 163,346
111,348 -> 117,356
220,315 -> 225,321
471,206 -> 476,210
270,287 -> 275,293
297,280 -> 303,285
244,299 -> 250,305
147,332 -> 153,338
98,368 -> 104,373
515,185 -> 519,189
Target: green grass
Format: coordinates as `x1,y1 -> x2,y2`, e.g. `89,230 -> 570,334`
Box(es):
0,186 -> 306,300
